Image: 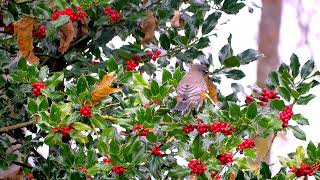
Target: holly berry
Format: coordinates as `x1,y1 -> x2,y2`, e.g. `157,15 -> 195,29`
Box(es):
238,138 -> 255,153
188,159 -> 207,175
151,145 -> 163,156
217,153 -> 234,165
33,24 -> 46,39
126,60 -> 139,71
155,50 -> 161,56
146,50 -> 153,56
279,105 -> 294,128
210,172 -> 222,180
26,173 -> 34,180
60,125 -> 74,137
112,165 -> 125,175
290,163 -> 316,177
209,120 -> 234,136
32,82 -> 46,97
103,156 -> 112,164
196,120 -> 208,135
80,106 -> 92,118
245,95 -> 254,104
133,124 -> 149,136
53,128 -> 60,134
182,124 -> 196,134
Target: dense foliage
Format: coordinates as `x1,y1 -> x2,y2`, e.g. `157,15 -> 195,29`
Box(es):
0,0 -> 320,179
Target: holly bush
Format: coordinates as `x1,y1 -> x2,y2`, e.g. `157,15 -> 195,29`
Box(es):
0,0 -> 320,179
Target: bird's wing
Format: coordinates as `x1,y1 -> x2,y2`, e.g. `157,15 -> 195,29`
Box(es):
176,74 -> 208,100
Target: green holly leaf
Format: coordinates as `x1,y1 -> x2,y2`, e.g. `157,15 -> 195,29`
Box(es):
300,59 -> 314,79
270,99 -> 285,111
27,98 -> 38,114
290,53 -> 300,78
291,114 -> 309,125
246,102 -> 257,119
202,12 -> 221,35
296,94 -> 316,105
191,134 -> 204,159
223,56 -> 240,68
289,125 -> 306,141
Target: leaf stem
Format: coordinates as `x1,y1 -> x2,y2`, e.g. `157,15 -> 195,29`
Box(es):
0,120 -> 35,133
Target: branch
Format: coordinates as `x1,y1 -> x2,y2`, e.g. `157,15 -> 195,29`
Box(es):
12,161 -> 32,169
0,120 -> 35,133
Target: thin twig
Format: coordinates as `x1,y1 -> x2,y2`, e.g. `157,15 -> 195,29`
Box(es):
12,161 -> 32,169
0,120 -> 35,133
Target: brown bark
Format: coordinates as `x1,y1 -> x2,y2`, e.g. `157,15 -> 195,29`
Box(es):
257,0 -> 282,86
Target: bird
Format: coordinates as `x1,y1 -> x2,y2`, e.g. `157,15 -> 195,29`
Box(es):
173,64 -> 217,115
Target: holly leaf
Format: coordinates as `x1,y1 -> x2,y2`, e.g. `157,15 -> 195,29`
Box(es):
91,72 -> 122,102
289,125 -> 306,141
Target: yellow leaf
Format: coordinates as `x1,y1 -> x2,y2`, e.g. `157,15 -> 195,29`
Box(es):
58,20 -> 75,54
13,17 -> 39,64
91,72 -> 122,102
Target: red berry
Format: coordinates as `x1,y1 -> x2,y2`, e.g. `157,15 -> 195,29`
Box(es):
209,120 -> 234,136
53,128 -> 60,134
289,163 -> 315,177
32,82 -> 45,96
131,55 -> 141,61
26,173 -> 34,180
151,55 -> 157,61
238,138 -> 255,153
279,105 -> 294,128
60,125 -> 74,136
112,165 -> 125,175
151,145 -> 163,156
245,95 -> 254,104
146,50 -> 153,56
103,156 -> 112,164
126,60 -> 139,71
155,50 -> 161,56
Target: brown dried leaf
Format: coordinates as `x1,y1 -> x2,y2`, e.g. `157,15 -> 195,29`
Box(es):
140,11 -> 158,47
205,76 -> 218,103
91,72 -> 122,102
58,20 -> 75,54
13,17 -> 39,64
229,170 -> 236,180
170,10 -> 185,28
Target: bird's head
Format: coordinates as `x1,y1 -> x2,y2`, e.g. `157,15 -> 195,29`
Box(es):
190,64 -> 209,75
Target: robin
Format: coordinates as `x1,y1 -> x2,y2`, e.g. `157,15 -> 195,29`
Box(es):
173,64 -> 217,114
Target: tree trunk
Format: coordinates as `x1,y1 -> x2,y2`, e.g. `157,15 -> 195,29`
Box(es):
257,0 -> 282,86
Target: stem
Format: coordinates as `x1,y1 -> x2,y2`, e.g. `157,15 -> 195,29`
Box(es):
12,161 -> 32,169
101,115 -> 117,121
0,120 -> 35,133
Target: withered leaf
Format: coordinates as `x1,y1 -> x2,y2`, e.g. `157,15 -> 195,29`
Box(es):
13,17 -> 39,64
140,11 -> 158,47
170,10 -> 185,29
58,20 -> 75,54
205,76 -> 218,103
91,72 -> 122,102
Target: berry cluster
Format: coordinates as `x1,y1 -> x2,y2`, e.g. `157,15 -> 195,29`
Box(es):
151,145 -> 163,156
245,95 -> 254,104
217,153 -> 234,165
80,106 -> 92,118
188,159 -> 207,175
126,60 -> 139,71
51,7 -> 86,22
103,7 -> 121,21
133,124 -> 149,136
279,105 -> 293,128
60,125 -> 74,137
32,82 -> 46,97
33,24 -> 46,39
290,164 -> 316,177
182,124 -> 196,134
209,121 -> 234,136
258,88 -> 280,106
112,165 -> 125,175
238,138 -> 255,154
